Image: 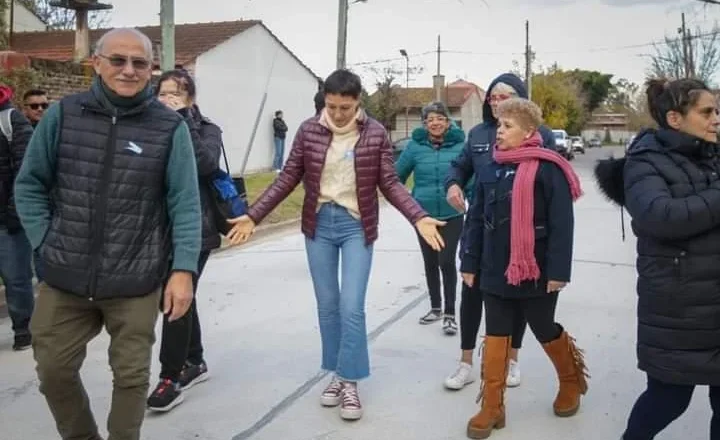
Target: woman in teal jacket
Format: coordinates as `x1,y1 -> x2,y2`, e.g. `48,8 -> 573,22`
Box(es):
396,102 -> 472,335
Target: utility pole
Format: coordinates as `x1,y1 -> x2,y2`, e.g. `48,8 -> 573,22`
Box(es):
400,49 -> 409,138
680,12 -> 689,78
160,0 -> 175,71
336,0 -> 348,69
433,35 -> 443,102
8,0 -> 14,49
525,20 -> 532,100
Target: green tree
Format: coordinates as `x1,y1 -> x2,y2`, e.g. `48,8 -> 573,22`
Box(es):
567,69 -> 614,114
531,66 -> 586,133
363,67 -> 402,132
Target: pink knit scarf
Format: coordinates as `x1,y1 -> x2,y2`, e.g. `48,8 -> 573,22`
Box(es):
493,132 -> 583,286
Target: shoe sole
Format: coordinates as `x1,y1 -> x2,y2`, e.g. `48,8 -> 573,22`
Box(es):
147,393 -> 185,413
12,345 -> 31,351
181,371 -> 210,391
554,405 -> 580,417
419,319 -> 441,325
466,420 -> 505,439
340,407 -> 363,420
320,395 -> 341,407
444,328 -> 458,335
444,378 -> 475,390
506,379 -> 521,388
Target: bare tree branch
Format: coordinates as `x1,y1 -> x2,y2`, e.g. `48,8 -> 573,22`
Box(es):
646,22 -> 720,82
18,0 -> 111,30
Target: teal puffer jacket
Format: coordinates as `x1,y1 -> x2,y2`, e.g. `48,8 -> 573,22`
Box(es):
395,124 -> 473,220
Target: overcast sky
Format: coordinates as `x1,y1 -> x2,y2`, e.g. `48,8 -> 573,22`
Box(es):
108,0 -> 719,90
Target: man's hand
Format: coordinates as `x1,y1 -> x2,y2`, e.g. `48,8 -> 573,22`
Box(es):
547,280 -> 567,293
415,217 -> 447,251
164,271 -> 194,322
461,272 -> 475,287
446,184 -> 466,213
227,215 -> 256,245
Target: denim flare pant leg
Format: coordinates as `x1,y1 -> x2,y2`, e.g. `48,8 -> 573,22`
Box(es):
305,203 -> 374,381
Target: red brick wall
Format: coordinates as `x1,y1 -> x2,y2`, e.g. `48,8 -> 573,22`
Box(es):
30,58 -> 93,101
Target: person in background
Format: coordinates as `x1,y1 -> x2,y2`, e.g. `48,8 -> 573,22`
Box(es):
0,84 -> 35,351
443,73 -> 557,391
146,69 -> 222,412
272,110 -> 288,172
595,78 -> 720,440
461,97 -> 587,439
20,88 -> 48,284
13,28 -> 201,440
226,69 -> 446,421
395,101 -> 470,335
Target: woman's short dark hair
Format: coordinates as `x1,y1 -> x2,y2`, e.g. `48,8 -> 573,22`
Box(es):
155,69 -> 197,100
323,69 -> 362,99
646,78 -> 710,129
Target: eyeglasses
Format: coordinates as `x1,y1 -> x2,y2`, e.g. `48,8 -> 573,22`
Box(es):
97,54 -> 151,71
25,103 -> 49,110
426,116 -> 448,123
489,94 -> 516,103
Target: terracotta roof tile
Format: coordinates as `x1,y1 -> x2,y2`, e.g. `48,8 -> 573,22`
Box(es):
10,20 -> 260,66
385,86 -> 477,109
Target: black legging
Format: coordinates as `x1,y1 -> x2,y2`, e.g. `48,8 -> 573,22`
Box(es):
159,250 -> 211,381
623,375 -> 720,440
484,292 -> 561,344
460,283 -> 527,350
417,216 -> 464,316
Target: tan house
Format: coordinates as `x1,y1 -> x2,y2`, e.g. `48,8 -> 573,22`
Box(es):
581,112 -> 633,144
383,79 -> 485,141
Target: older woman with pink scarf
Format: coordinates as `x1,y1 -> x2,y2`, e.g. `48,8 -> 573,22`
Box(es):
459,98 -> 588,439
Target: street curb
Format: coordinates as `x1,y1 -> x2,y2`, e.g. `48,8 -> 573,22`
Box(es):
0,217 -> 303,318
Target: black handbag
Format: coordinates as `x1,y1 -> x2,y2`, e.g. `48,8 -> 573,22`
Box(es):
208,142 -> 248,236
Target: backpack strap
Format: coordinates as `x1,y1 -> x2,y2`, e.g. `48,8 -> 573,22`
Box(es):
0,108 -> 14,143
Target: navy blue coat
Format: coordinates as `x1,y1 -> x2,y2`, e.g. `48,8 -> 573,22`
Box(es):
595,128 -> 720,386
460,159 -> 574,299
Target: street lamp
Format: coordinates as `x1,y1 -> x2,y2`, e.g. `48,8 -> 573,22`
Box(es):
400,49 -> 410,138
337,0 -> 367,69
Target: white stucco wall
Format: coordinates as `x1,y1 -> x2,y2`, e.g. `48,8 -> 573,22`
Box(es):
459,92 -> 484,130
194,24 -> 319,175
6,2 -> 46,32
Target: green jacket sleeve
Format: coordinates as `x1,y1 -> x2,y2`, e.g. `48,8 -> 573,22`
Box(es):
394,144 -> 415,185
13,102 -> 60,249
166,121 -> 201,274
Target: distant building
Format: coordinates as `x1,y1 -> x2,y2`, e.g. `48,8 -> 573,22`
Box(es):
582,112 -> 633,144
4,1 -> 46,35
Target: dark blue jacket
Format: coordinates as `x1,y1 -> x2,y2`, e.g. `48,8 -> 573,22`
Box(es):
460,159 -> 574,299
595,128 -> 720,386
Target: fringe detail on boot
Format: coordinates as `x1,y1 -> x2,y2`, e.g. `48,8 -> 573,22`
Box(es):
568,335 -> 590,394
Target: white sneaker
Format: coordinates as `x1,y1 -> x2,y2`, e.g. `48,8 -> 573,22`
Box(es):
506,359 -> 521,387
444,362 -> 475,390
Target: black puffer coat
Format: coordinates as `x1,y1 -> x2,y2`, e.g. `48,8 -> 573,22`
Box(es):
595,128 -> 720,385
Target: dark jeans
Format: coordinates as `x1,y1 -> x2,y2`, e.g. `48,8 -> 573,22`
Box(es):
623,375 -> 720,440
159,251 -> 211,381
460,283 -> 527,350
417,215 -> 463,316
484,292 -> 561,344
0,227 -> 35,336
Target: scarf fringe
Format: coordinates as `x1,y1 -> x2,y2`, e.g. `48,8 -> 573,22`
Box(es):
505,259 -> 541,286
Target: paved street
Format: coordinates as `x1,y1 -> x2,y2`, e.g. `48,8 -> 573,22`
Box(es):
0,146 -> 714,440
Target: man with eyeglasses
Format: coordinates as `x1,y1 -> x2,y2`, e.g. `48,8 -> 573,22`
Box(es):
14,27 -> 201,440
0,84 -> 35,352
22,89 -> 49,128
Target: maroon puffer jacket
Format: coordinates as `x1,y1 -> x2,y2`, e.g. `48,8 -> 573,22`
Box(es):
247,115 -> 427,244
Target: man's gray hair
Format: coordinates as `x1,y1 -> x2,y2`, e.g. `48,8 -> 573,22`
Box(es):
94,28 -> 154,61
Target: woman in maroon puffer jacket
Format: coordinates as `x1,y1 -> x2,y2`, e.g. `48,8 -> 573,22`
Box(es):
227,69 -> 445,421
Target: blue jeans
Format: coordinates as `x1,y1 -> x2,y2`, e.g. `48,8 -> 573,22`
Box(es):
305,203 -> 373,381
33,248 -> 44,283
0,227 -> 35,336
273,137 -> 285,170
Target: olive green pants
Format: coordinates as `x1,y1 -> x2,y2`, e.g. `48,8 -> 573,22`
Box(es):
30,282 -> 160,440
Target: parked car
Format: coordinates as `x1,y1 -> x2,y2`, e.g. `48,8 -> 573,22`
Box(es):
588,137 -> 602,148
392,137 -> 411,161
552,129 -> 574,160
570,136 -> 585,154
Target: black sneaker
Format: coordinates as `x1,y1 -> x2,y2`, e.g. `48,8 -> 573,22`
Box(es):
147,379 -> 184,412
178,361 -> 210,390
13,333 -> 32,351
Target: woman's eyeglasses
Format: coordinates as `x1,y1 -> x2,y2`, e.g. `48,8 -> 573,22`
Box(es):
98,54 -> 151,71
26,103 -> 49,110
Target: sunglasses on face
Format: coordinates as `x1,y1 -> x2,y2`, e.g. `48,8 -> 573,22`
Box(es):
26,103 -> 49,110
98,54 -> 151,71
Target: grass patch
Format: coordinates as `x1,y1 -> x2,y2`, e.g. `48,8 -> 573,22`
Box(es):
244,171 -> 304,224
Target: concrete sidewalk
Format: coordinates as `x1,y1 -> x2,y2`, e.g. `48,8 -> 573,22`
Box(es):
0,149 -> 713,440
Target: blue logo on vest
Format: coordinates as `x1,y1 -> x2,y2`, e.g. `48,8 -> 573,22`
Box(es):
125,142 -> 143,154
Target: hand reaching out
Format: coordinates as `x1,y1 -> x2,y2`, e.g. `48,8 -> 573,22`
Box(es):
415,217 -> 447,251
226,215 -> 256,245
